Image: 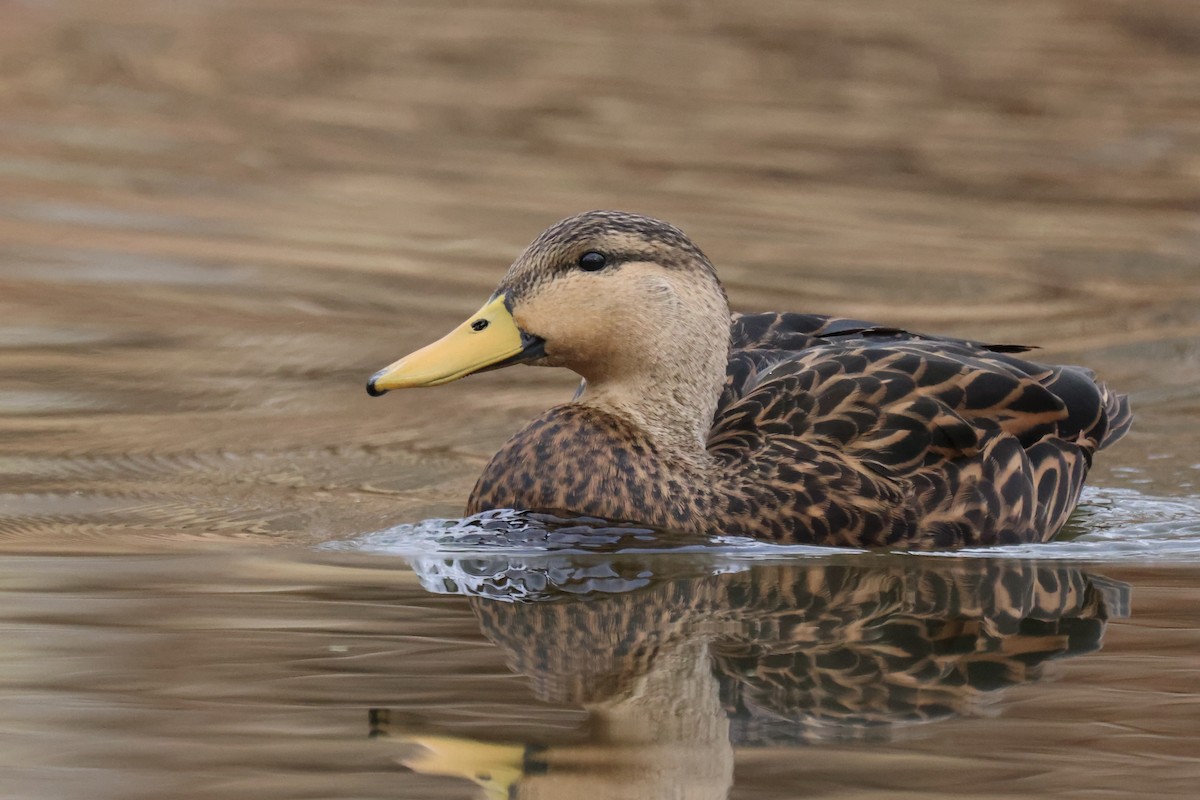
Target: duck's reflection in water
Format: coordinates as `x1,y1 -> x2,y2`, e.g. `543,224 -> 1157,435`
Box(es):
372,555 -> 1128,799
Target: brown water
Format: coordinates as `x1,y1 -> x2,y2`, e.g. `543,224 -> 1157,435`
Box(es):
2,1 -> 1200,797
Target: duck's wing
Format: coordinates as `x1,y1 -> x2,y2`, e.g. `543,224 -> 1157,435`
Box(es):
713,314 -> 1131,547
731,312 -> 886,352
726,312 -> 1040,401
725,312 -> 1130,454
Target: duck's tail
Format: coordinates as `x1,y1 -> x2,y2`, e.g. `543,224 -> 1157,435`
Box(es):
1038,364 -> 1131,454
1097,383 -> 1132,451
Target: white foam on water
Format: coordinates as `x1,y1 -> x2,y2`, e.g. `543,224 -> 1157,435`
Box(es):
324,486 -> 1200,566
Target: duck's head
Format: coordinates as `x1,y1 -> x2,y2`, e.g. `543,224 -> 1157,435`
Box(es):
367,211 -> 731,444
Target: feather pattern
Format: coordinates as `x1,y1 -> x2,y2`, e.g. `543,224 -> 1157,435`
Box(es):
469,310 -> 1130,548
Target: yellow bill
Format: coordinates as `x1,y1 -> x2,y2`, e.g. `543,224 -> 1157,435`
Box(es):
367,293 -> 539,395
397,734 -> 526,800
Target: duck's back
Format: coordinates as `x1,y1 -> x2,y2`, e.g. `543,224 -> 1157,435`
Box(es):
710,313 -> 1131,548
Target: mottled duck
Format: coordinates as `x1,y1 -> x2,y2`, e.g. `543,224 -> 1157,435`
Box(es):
367,211 -> 1130,548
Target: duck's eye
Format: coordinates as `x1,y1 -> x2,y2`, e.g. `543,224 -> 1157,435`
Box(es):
578,251 -> 608,271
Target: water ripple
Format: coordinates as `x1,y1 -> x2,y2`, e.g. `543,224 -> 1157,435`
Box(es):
326,486 -> 1200,566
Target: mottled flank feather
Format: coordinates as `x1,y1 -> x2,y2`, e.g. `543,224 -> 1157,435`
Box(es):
704,312 -> 1132,546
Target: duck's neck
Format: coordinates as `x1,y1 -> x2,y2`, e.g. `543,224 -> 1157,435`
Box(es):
579,370 -> 722,462
519,263 -> 731,463
577,298 -> 731,461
